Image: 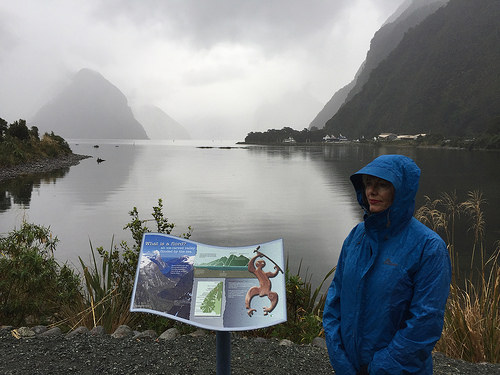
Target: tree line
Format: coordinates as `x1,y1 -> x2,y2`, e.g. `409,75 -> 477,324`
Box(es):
0,117 -> 71,166
244,126 -> 329,144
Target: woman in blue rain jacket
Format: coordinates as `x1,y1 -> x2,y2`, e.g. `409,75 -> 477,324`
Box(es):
323,154 -> 451,375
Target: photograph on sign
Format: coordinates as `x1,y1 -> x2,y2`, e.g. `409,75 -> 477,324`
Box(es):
130,234 -> 286,331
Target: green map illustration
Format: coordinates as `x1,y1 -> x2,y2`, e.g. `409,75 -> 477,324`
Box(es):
200,281 -> 223,314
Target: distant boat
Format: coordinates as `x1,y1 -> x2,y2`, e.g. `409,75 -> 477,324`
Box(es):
283,137 -> 296,144
96,158 -> 105,163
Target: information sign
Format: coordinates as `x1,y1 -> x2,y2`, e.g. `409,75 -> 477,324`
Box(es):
130,234 -> 286,331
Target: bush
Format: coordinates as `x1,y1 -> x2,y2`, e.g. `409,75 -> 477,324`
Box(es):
0,221 -> 82,326
76,199 -> 193,333
0,121 -> 73,166
6,120 -> 30,141
40,132 -> 72,157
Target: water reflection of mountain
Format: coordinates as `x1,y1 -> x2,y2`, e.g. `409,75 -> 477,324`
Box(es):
0,168 -> 70,213
63,142 -> 139,205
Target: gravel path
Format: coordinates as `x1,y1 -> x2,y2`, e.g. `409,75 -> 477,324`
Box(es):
0,153 -> 91,182
1,327 -> 499,374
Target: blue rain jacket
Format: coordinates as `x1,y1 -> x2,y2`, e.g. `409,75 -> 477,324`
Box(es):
323,155 -> 451,375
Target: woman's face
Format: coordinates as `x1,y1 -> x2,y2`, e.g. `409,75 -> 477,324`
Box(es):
363,175 -> 395,213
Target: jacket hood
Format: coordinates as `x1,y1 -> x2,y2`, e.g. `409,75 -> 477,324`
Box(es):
350,154 -> 421,234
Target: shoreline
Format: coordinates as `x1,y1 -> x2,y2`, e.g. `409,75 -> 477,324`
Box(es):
0,153 -> 91,182
237,141 -> 500,152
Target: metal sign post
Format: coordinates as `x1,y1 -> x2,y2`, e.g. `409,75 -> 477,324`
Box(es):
216,331 -> 231,375
130,234 -> 286,374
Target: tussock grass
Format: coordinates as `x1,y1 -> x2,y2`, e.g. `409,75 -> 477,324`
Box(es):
416,191 -> 500,363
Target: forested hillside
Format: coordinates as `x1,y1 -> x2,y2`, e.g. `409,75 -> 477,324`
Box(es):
309,0 -> 447,131
325,0 -> 500,139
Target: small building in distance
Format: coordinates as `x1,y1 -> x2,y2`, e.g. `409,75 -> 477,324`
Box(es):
323,134 -> 349,143
377,133 -> 398,141
396,134 -> 426,140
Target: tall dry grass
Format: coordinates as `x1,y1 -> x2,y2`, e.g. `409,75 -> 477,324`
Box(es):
416,191 -> 500,363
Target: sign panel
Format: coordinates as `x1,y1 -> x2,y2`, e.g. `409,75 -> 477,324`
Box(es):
130,233 -> 286,331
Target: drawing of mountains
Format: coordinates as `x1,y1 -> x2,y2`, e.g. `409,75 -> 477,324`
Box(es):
134,253 -> 194,319
137,255 -> 176,292
199,255 -> 250,267
132,104 -> 191,140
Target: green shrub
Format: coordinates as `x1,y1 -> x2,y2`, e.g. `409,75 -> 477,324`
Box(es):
6,120 -> 30,141
0,221 -> 81,326
0,119 -> 72,166
76,198 -> 192,333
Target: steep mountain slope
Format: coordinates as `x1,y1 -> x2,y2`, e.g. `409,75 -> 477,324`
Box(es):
32,69 -> 148,139
344,0 -> 449,103
132,105 -> 190,140
308,77 -> 357,131
309,0 -> 448,130
325,0 -> 500,138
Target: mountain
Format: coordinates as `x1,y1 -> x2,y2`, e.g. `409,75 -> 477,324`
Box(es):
325,0 -> 500,138
132,105 -> 190,140
308,0 -> 448,130
308,77 -> 357,131
137,253 -> 176,293
31,69 -> 148,139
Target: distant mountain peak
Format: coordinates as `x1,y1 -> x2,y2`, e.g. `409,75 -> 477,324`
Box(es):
32,68 -> 148,140
132,104 -> 190,140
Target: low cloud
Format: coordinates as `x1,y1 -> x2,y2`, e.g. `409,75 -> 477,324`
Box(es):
0,0 -> 405,139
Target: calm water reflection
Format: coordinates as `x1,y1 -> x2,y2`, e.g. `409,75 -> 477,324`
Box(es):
0,140 -> 498,289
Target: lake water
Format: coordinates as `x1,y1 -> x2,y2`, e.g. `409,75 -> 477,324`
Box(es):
1,140 -> 499,290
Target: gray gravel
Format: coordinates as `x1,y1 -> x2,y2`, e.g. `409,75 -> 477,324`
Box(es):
1,327 -> 499,374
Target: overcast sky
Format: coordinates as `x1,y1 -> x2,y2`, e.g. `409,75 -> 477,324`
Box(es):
0,0 -> 405,140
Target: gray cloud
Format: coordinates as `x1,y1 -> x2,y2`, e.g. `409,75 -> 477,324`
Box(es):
0,0 -> 406,139
94,0 -> 403,52
0,11 -> 18,63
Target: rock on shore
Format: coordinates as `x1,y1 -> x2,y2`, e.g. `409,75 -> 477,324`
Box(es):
0,153 -> 91,182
